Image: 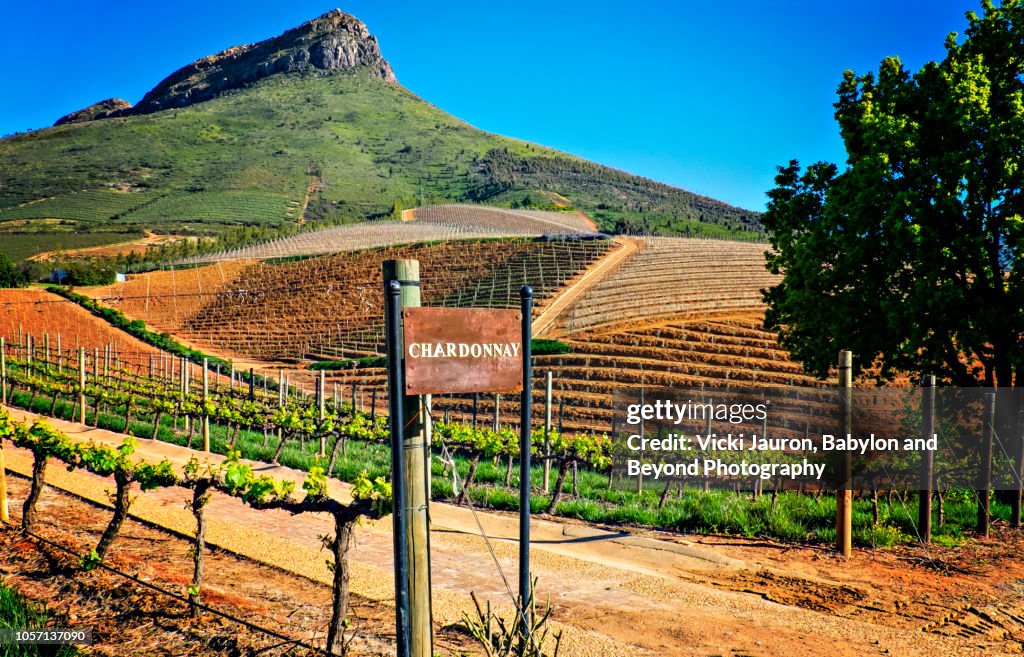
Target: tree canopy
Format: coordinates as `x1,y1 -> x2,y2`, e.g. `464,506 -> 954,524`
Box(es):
0,252 -> 26,288
763,0 -> 1024,387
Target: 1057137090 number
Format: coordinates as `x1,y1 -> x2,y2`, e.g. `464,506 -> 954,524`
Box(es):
0,628 -> 93,645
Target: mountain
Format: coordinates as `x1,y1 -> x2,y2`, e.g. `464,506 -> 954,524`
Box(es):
0,9 -> 762,262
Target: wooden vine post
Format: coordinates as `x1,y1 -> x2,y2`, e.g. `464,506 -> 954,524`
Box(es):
836,350 -> 853,557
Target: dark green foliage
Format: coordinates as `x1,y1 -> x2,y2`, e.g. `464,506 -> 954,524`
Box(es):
63,260 -> 116,286
763,2 -> 1024,386
310,357 -> 387,371
0,252 -> 25,287
472,147 -> 762,238
530,339 -> 571,356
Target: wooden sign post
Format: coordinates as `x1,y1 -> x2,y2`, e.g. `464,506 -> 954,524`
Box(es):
385,259 -> 533,657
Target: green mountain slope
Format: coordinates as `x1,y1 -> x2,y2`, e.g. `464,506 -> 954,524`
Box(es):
0,10 -> 761,262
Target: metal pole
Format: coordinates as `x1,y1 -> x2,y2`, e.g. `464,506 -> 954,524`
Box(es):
979,392 -> 995,537
918,375 -> 935,543
249,368 -> 255,402
385,278 -> 411,657
78,349 -> 86,425
837,350 -> 853,557
0,337 -> 6,406
383,259 -> 431,657
1014,398 -> 1024,529
318,369 -> 326,458
0,337 -> 8,521
518,286 -> 534,647
202,359 -> 210,452
543,371 -> 552,492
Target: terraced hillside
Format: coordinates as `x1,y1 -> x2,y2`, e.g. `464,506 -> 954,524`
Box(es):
558,237 -> 777,334
0,289 -> 163,369
175,204 -> 599,264
407,204 -> 597,234
90,236 -> 616,361
323,237 -> 816,433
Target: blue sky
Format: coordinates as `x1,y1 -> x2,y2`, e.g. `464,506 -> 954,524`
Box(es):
0,1 -> 975,211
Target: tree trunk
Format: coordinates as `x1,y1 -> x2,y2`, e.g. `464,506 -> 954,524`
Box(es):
123,400 -> 133,434
328,432 -> 344,476
151,410 -> 163,441
658,478 -> 672,509
22,451 -> 47,532
504,454 -> 514,487
49,392 -> 60,416
547,459 -> 570,514
571,461 -> 579,498
272,431 -> 289,464
326,511 -> 357,655
190,482 -> 211,617
94,473 -> 132,563
872,489 -> 880,524
456,454 -> 481,507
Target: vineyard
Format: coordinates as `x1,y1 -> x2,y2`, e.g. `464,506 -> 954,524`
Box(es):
0,188 -> 161,223
558,237 -> 777,333
317,236 -> 803,432
173,204 -> 599,265
85,236 -> 615,361
407,204 -> 597,234
0,289 -> 164,369
4,236 -> 1024,656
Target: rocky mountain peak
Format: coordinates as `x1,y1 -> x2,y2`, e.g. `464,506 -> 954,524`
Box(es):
56,9 -> 396,124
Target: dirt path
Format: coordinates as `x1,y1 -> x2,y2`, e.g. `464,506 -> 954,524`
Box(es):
3,406 -> 1022,656
532,237 -> 642,337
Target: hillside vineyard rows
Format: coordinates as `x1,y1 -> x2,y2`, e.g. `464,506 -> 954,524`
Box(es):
173,205 -> 597,264
88,236 -> 614,360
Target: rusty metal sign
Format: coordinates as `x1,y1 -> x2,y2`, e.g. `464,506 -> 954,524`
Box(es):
403,307 -> 523,395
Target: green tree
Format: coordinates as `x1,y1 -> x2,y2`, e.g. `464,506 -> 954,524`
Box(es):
0,252 -> 25,287
763,0 -> 1024,387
